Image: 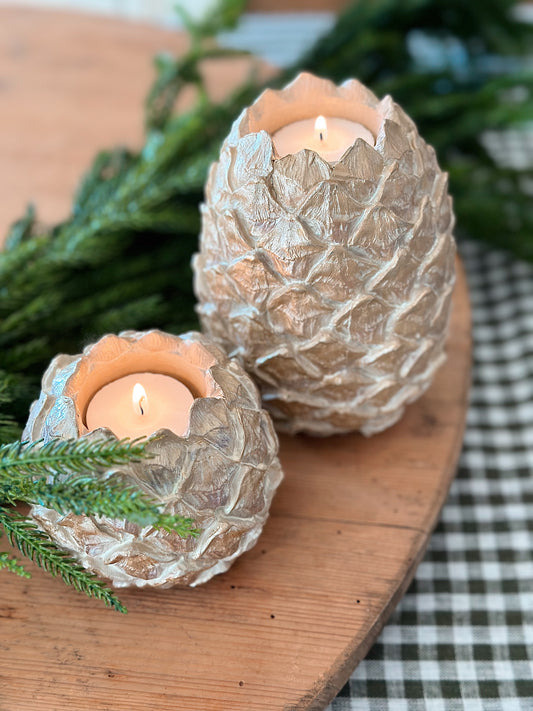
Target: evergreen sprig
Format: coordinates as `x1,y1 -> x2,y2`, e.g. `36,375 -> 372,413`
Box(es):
0,437 -> 147,479
0,445 -> 200,535
0,511 -> 127,613
0,437 -> 200,611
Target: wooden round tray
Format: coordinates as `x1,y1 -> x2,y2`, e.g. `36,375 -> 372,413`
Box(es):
0,9 -> 471,711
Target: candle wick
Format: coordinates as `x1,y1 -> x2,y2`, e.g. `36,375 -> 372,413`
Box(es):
132,383 -> 148,417
139,394 -> 147,416
314,115 -> 328,144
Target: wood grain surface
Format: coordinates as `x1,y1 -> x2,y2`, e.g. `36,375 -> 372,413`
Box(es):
0,9 -> 471,711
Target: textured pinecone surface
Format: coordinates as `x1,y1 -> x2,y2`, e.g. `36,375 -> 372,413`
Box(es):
23,330 -> 283,588
194,73 -> 456,436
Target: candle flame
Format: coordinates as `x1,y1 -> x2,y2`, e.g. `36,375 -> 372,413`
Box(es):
314,115 -> 328,143
132,383 -> 148,417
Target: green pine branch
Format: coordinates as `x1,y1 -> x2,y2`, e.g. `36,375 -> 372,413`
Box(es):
0,437 -> 146,478
0,510 -> 127,613
3,467 -> 200,536
0,437 -> 200,610
0,437 -> 200,534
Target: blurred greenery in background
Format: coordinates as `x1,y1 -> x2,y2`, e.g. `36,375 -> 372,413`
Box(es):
296,0 -> 533,260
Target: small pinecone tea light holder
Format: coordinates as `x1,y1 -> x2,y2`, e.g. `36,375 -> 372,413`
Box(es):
194,72 -> 456,436
23,330 -> 283,588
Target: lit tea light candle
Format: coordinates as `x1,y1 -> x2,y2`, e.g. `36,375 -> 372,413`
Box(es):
85,372 -> 194,440
272,114 -> 375,162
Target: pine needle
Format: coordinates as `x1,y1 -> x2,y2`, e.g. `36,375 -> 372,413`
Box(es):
0,550 -> 31,578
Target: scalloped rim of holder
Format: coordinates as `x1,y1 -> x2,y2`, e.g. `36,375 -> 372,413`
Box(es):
225,72 -> 418,171
34,330 -> 227,442
241,72 -> 384,135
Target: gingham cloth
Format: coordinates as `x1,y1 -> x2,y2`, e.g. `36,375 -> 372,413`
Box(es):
328,240 -> 533,710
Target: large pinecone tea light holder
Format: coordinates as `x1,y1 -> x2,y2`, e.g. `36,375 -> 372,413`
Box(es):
194,73 -> 456,436
23,330 -> 283,588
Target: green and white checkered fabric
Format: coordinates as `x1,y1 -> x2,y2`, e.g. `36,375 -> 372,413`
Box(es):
329,241 -> 533,710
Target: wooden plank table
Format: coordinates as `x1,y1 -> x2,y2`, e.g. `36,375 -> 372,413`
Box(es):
0,9 -> 471,711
